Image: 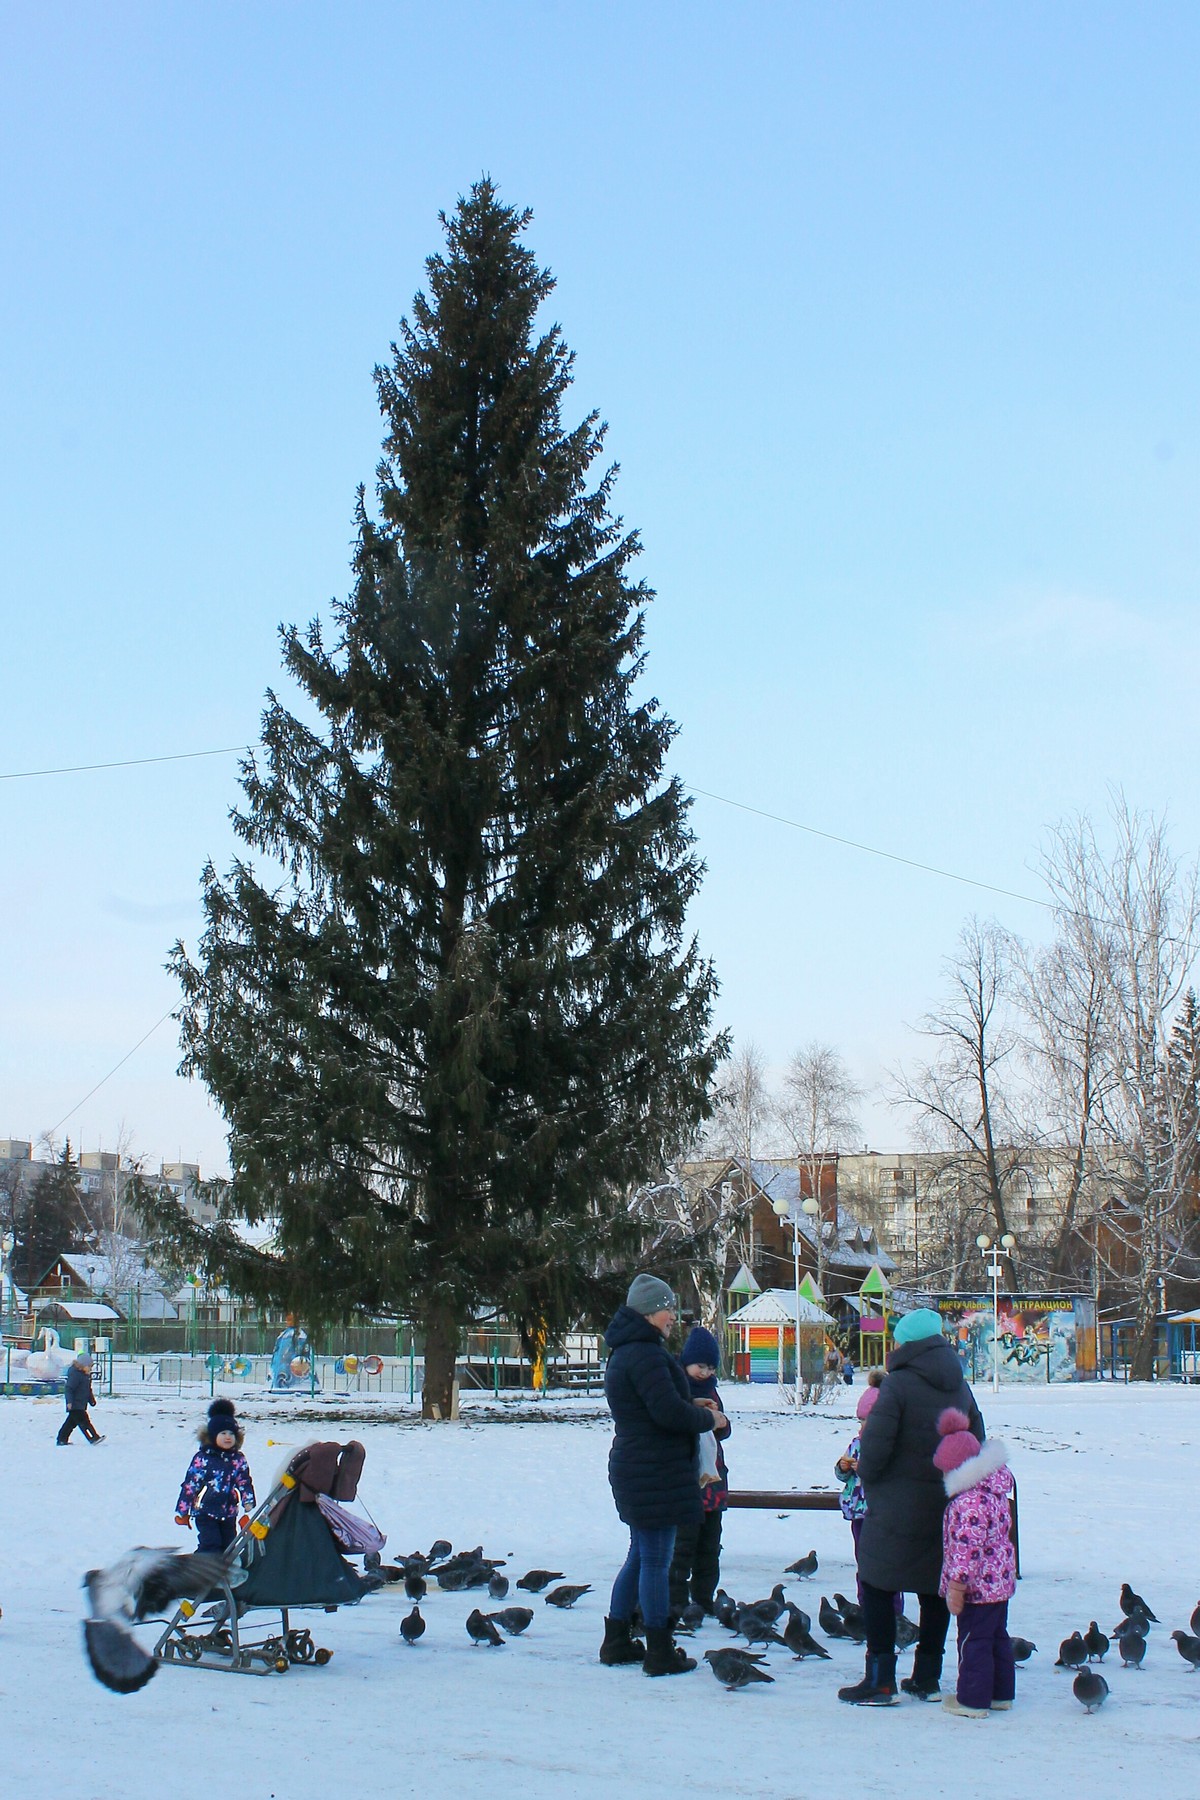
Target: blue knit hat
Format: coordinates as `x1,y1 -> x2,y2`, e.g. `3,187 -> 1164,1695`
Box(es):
681,1325 -> 720,1370
893,1308 -> 944,1345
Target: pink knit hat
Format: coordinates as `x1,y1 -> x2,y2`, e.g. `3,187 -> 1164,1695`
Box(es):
855,1386 -> 881,1422
932,1406 -> 981,1473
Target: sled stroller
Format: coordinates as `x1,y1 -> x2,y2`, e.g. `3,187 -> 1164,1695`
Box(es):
153,1440 -> 385,1676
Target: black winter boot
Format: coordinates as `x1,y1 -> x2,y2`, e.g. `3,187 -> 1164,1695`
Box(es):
599,1617 -> 646,1665
838,1652 -> 900,1705
643,1625 -> 696,1676
901,1648 -> 943,1700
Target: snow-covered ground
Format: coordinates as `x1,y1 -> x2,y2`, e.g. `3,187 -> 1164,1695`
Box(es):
3,1378 -> 1198,1798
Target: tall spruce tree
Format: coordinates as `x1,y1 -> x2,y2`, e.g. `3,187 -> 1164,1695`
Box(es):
147,182 -> 724,1414
16,1141 -> 86,1287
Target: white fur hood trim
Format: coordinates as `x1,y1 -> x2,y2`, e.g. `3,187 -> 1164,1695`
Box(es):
942,1436 -> 1009,1497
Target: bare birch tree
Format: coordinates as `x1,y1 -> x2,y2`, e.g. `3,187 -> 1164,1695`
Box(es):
1037,799 -> 1200,1376
891,918 -> 1033,1287
775,1042 -> 863,1276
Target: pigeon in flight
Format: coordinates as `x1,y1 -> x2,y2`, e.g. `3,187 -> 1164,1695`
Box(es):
517,1570 -> 565,1592
1119,1583 -> 1157,1622
466,1608 -> 505,1647
1055,1632 -> 1087,1669
1116,1631 -> 1146,1669
1072,1668 -> 1109,1713
785,1550 -> 818,1577
1170,1631 -> 1200,1671
704,1648 -> 775,1690
544,1584 -> 592,1609
82,1548 -> 230,1694
1084,1622 -> 1109,1662
487,1606 -> 533,1635
400,1603 -> 426,1646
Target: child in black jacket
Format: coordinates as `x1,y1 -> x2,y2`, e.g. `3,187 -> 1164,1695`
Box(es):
667,1326 -> 731,1614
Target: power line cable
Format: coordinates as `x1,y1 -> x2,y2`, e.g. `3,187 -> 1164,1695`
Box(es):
46,1008 -> 176,1137
0,745 -> 250,782
685,786 -> 1054,912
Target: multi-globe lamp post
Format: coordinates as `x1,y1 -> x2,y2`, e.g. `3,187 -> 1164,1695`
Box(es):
976,1231 -> 1016,1393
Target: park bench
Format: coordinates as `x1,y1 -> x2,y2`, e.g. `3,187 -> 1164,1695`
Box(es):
728,1484 -> 1022,1577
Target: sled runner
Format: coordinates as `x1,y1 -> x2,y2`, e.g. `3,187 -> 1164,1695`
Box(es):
153,1439 -> 383,1676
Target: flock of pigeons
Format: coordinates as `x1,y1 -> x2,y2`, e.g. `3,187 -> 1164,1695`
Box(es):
366,1541 -> 593,1650
1050,1583 -> 1200,1714
81,1535 -> 1200,1713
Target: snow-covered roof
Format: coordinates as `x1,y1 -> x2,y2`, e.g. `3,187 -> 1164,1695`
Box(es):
727,1287 -> 832,1326
32,1299 -> 121,1321
745,1159 -> 897,1274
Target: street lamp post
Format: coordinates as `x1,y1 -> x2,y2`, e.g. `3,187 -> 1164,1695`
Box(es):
976,1232 -> 1016,1393
771,1197 -> 803,1410
1,1230 -> 14,1338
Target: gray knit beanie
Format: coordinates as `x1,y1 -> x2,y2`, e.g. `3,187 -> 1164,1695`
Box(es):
626,1273 -> 676,1315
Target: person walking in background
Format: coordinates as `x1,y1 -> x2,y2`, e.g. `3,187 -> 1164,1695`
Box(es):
175,1398 -> 256,1553
840,1308 -> 985,1707
667,1323 -> 731,1618
56,1352 -> 103,1445
600,1274 -> 725,1677
933,1407 -> 1017,1718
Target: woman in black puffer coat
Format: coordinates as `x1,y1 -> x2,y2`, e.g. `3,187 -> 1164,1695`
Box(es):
600,1273 -> 724,1677
839,1308 -> 985,1707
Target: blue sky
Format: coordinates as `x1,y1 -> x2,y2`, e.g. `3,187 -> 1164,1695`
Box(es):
2,3 -> 1197,1173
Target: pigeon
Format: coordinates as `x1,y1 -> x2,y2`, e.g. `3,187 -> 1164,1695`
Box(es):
402,1552 -> 430,1576
834,1593 -> 864,1630
1055,1632 -> 1088,1669
1170,1631 -> 1200,1671
544,1584 -> 592,1609
894,1613 -> 921,1652
735,1609 -> 788,1650
488,1571 -> 509,1600
715,1596 -> 739,1631
1084,1622 -> 1110,1662
1011,1637 -> 1037,1664
1072,1668 -> 1109,1713
436,1566 -> 474,1591
487,1606 -> 533,1635
819,1596 -> 852,1639
1113,1608 -> 1150,1640
782,1611 -> 830,1660
744,1584 -> 789,1624
517,1569 -> 565,1593
704,1648 -> 775,1690
404,1571 -> 427,1601
82,1549 -> 231,1694
425,1539 -> 453,1566
466,1608 -> 505,1647
1119,1583 -> 1157,1623
781,1601 -> 811,1635
1192,1603 -> 1200,1638
1117,1631 -> 1146,1668
785,1550 -> 818,1577
679,1602 -> 707,1633
400,1603 -> 426,1646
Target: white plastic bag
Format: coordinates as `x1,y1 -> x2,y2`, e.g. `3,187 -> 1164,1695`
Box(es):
697,1430 -> 720,1484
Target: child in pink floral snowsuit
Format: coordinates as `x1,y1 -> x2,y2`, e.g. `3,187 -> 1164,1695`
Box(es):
933,1406 -> 1016,1718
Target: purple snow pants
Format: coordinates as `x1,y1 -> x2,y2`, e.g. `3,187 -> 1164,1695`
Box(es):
955,1599 -> 1015,1709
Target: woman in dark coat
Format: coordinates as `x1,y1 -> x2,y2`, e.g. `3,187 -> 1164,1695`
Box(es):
839,1308 -> 985,1706
601,1273 -> 725,1677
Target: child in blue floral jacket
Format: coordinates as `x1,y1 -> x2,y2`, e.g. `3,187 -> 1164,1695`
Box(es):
175,1398 -> 256,1553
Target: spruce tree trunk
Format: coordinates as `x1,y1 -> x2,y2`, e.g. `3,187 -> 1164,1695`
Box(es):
421,1307 -> 461,1419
